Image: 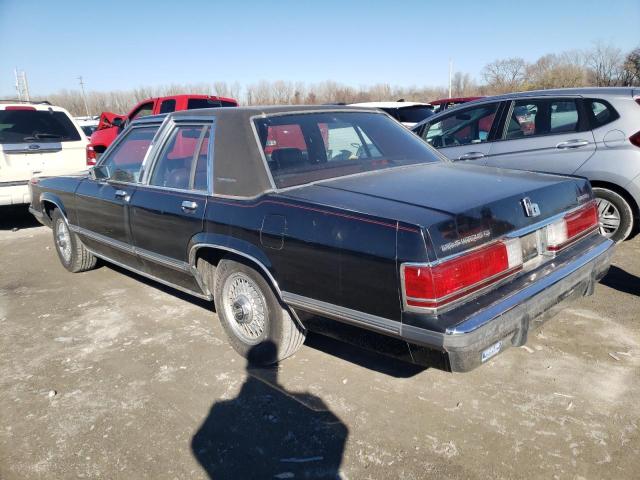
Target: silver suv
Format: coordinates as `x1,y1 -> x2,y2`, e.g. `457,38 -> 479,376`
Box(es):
412,88 -> 640,241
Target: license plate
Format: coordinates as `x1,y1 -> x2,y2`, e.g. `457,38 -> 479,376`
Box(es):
481,341 -> 502,362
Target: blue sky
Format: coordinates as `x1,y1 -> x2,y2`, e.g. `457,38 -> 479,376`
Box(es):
1,0 -> 638,95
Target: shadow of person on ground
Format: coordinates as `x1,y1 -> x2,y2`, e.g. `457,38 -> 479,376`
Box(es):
0,205 -> 41,231
601,265 -> 640,296
192,341 -> 348,479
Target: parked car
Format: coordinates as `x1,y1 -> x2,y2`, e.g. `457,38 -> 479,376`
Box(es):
412,88 -> 640,241
348,101 -> 434,127
75,115 -> 99,137
29,106 -> 613,372
87,94 -> 238,164
430,96 -> 484,114
1,101 -> 87,206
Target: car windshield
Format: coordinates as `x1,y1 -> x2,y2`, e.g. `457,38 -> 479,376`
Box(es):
254,111 -> 442,188
395,106 -> 434,123
0,109 -> 81,144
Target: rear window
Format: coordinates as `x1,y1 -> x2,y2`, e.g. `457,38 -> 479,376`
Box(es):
255,111 -> 441,188
187,98 -> 237,110
0,109 -> 81,144
396,106 -> 434,124
587,99 -> 619,128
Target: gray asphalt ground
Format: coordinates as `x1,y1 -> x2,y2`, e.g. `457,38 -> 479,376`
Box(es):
1,205 -> 639,479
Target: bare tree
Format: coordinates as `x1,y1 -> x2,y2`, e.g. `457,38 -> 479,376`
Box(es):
585,41 -> 624,86
482,58 -> 527,94
620,47 -> 640,86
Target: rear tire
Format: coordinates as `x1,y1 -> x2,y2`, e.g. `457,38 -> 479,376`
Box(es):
592,187 -> 633,242
213,259 -> 305,365
51,209 -> 97,273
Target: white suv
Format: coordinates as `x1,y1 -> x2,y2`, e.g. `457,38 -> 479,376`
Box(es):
0,101 -> 88,206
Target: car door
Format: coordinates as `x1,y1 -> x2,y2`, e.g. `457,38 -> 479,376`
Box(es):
75,124 -> 159,268
484,97 -> 596,174
418,102 -> 501,164
128,121 -> 212,291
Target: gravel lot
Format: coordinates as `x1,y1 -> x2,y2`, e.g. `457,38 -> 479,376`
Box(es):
1,206 -> 639,479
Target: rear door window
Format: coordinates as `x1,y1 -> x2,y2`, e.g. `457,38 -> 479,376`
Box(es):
0,109 -> 81,143
159,99 -> 176,114
422,104 -> 498,148
149,125 -> 210,191
100,126 -> 158,183
504,98 -> 581,139
550,100 -> 579,133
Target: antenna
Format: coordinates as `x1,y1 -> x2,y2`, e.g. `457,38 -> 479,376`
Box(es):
77,75 -> 90,116
448,59 -> 453,99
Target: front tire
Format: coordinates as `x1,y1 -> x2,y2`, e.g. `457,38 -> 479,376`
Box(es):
592,187 -> 634,242
51,209 -> 97,273
213,259 -> 305,364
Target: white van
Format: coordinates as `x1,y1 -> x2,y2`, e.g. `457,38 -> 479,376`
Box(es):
0,101 -> 88,206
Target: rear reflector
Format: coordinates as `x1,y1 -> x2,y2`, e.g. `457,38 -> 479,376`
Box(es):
546,201 -> 598,251
402,239 -> 522,311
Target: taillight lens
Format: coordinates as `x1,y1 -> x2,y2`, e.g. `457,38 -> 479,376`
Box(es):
546,201 -> 598,251
5,106 -> 36,111
630,130 -> 640,148
86,145 -> 97,166
402,239 -> 523,311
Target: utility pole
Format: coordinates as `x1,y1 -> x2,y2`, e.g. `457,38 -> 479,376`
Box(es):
14,68 -> 21,101
448,59 -> 453,98
14,68 -> 30,102
77,75 -> 90,116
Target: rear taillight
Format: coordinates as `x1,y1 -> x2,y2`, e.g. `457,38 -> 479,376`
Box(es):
546,201 -> 598,252
5,106 -> 36,111
401,239 -> 523,311
86,145 -> 97,165
630,130 -> 640,148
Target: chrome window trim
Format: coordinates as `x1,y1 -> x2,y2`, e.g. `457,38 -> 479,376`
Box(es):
140,118 -> 215,196
95,122 -> 166,187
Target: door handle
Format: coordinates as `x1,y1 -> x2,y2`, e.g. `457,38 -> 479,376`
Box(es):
457,152 -> 485,161
114,189 -> 129,201
181,200 -> 198,211
556,139 -> 589,149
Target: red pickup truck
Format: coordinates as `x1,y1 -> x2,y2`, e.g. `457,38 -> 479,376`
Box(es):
87,94 -> 238,164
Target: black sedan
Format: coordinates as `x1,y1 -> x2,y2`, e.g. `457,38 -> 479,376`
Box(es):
29,106 -> 614,371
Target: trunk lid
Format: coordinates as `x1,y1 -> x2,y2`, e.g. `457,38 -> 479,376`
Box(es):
316,162 -> 592,258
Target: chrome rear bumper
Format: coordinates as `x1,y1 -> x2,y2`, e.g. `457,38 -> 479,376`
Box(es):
403,235 -> 614,372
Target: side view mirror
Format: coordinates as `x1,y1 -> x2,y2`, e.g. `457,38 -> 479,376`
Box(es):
89,164 -> 110,181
